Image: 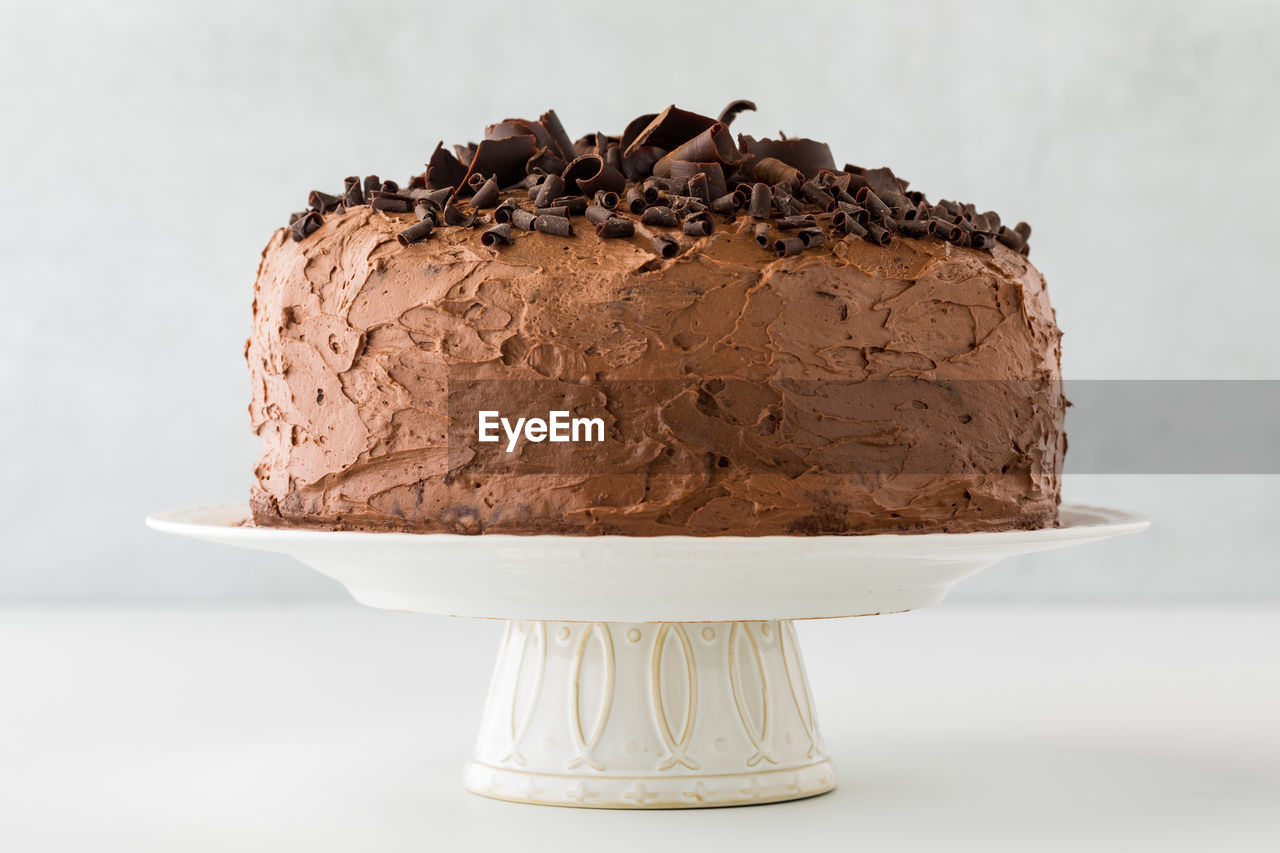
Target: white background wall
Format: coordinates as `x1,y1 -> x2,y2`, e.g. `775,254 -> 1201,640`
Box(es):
2,0 -> 1277,599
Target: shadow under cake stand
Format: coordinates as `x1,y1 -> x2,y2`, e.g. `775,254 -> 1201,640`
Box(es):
148,504 -> 1147,809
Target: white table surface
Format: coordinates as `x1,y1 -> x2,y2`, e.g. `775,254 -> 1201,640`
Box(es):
2,603 -> 1277,852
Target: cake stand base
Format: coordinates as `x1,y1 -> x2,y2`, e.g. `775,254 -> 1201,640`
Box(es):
464,619 -> 832,808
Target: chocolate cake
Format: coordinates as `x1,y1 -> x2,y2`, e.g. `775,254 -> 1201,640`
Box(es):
247,103 -> 1064,535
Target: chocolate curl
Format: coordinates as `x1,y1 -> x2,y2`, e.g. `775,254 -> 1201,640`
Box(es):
754,223 -> 770,247
481,223 -> 514,247
458,134 -> 539,190
308,190 -> 342,213
672,196 -> 708,216
470,176 -> 500,209
622,105 -> 718,157
551,196 -> 589,216
486,118 -> 555,151
775,215 -> 816,230
493,199 -> 519,224
797,227 -> 827,248
996,225 -> 1025,251
862,166 -> 906,196
604,143 -> 624,175
832,203 -> 868,228
426,143 -> 467,189
343,176 -> 365,207
980,210 -> 1003,231
864,222 -> 892,246
380,179 -> 400,194
620,113 -> 659,152
593,189 -> 620,210
424,187 -> 454,209
290,211 -> 323,241
799,181 -> 834,209
510,208 -> 537,231
653,123 -> 746,176
537,110 -> 577,161
363,175 -> 381,194
897,219 -> 929,238
856,187 -> 892,222
774,237 -> 805,258
640,206 -> 678,227
651,234 -> 680,258
533,173 -> 565,208
1015,221 -> 1032,239
840,220 -> 868,239
288,211 -> 305,226
928,218 -> 961,242
625,187 -> 647,214
453,144 -> 476,167
748,183 -> 772,219
370,192 -> 414,213
682,211 -> 713,237
753,157 -> 803,189
739,135 -> 836,179
525,147 -> 568,177
562,154 -> 625,197
687,172 -> 710,204
585,204 -> 614,225
534,205 -> 571,218
596,218 -> 635,239
444,202 -> 477,227
970,231 -> 998,250
533,214 -> 573,237
662,160 -> 728,199
397,218 -> 434,246
710,192 -> 741,214
414,201 -> 437,222
717,99 -> 757,126
622,145 -> 664,181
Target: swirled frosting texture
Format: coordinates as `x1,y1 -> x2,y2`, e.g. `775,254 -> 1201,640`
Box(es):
247,206 -> 1064,534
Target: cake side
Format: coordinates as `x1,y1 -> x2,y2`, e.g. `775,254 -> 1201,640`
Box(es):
247,200 -> 1064,535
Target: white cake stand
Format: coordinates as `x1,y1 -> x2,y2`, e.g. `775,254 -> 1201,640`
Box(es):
147,503 -> 1147,809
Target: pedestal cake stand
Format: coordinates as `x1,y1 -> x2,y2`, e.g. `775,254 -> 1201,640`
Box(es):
148,503 -> 1147,809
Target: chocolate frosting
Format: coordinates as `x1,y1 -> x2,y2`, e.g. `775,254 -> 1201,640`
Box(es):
247,195 -> 1064,535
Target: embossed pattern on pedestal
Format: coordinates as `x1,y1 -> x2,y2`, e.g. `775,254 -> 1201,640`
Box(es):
465,620 -> 835,808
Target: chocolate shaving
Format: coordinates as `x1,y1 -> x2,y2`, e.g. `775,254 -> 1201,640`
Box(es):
717,99 -> 757,126
753,157 -> 803,189
538,110 -> 577,162
840,220 -> 868,239
343,176 -> 365,207
651,234 -> 680,258
510,208 -> 537,231
856,187 -> 892,222
370,192 -> 414,213
397,219 -> 433,246
444,202 -> 477,227
897,219 -> 929,238
458,135 -> 539,190
290,211 -> 323,241
740,135 -> 836,179
534,174 -> 565,208
864,222 -> 892,246
774,237 -> 805,257
662,161 -> 728,199
928,218 -> 961,242
470,176 -> 500,209
687,172 -> 710,204
534,205 -> 571,218
585,204 -> 614,225
526,147 -> 568,176
562,154 -> 625,197
799,181 -> 834,209
551,196 -> 589,216
593,189 -> 620,210
623,105 -> 718,157
493,199 -> 519,224
710,192 -> 740,214
533,214 -> 573,237
641,206 -> 678,227
754,223 -> 770,247
481,223 -> 514,247
797,227 -> 827,248
775,215 -> 816,230
596,218 -> 635,239
682,211 -> 713,237
625,187 -> 647,213
653,123 -> 746,177
308,190 -> 343,213
363,175 -> 381,194
1015,221 -> 1032,239
414,201 -> 437,223
748,183 -> 771,219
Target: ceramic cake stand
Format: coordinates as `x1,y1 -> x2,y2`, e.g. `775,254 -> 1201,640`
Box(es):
148,504 -> 1147,809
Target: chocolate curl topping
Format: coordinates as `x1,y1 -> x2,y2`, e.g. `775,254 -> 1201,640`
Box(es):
413,201 -> 437,222
640,206 -> 678,227
470,176 -> 500,209
897,219 -> 929,238
969,231 -> 998,250
533,214 -> 573,237
363,175 -> 381,193
682,211 -> 713,237
397,219 -> 433,246
458,135 -> 539,191
481,223 -> 514,247
290,211 -> 323,241
653,123 -> 746,177
593,189 -> 620,210
717,99 -> 757,126
534,205 -> 570,218
928,218 -> 961,242
754,223 -> 770,247
748,183 -> 772,219
623,105 -> 718,157
840,219 -> 868,239
538,110 -> 577,162
308,190 -> 342,213
551,196 -> 589,216
740,135 -> 836,179
562,154 -> 625,197
486,118 -> 555,152
370,192 -> 414,213
596,218 -> 635,239
776,215 -> 816,230
510,208 -> 537,231
687,172 -> 710,204
625,186 -> 647,214
343,177 -> 365,207
651,234 -> 679,258
620,113 -> 659,153
797,227 -> 827,248
864,222 -> 892,246
526,147 -> 568,176
799,181 -> 834,210
492,199 -> 518,224
444,202 -> 477,227
753,157 -> 803,189
1015,221 -> 1032,239
533,173 -> 565,208
426,143 -> 466,189
774,237 -> 805,257
621,145 -> 664,181
856,187 -> 892,222
710,192 -> 740,214
380,179 -> 400,194
585,204 -> 614,225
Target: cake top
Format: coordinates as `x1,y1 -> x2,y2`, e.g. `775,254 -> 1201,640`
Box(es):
286,101 -> 1032,261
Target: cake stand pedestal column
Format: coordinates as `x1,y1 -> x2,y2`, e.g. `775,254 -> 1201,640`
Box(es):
463,619 -> 834,808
